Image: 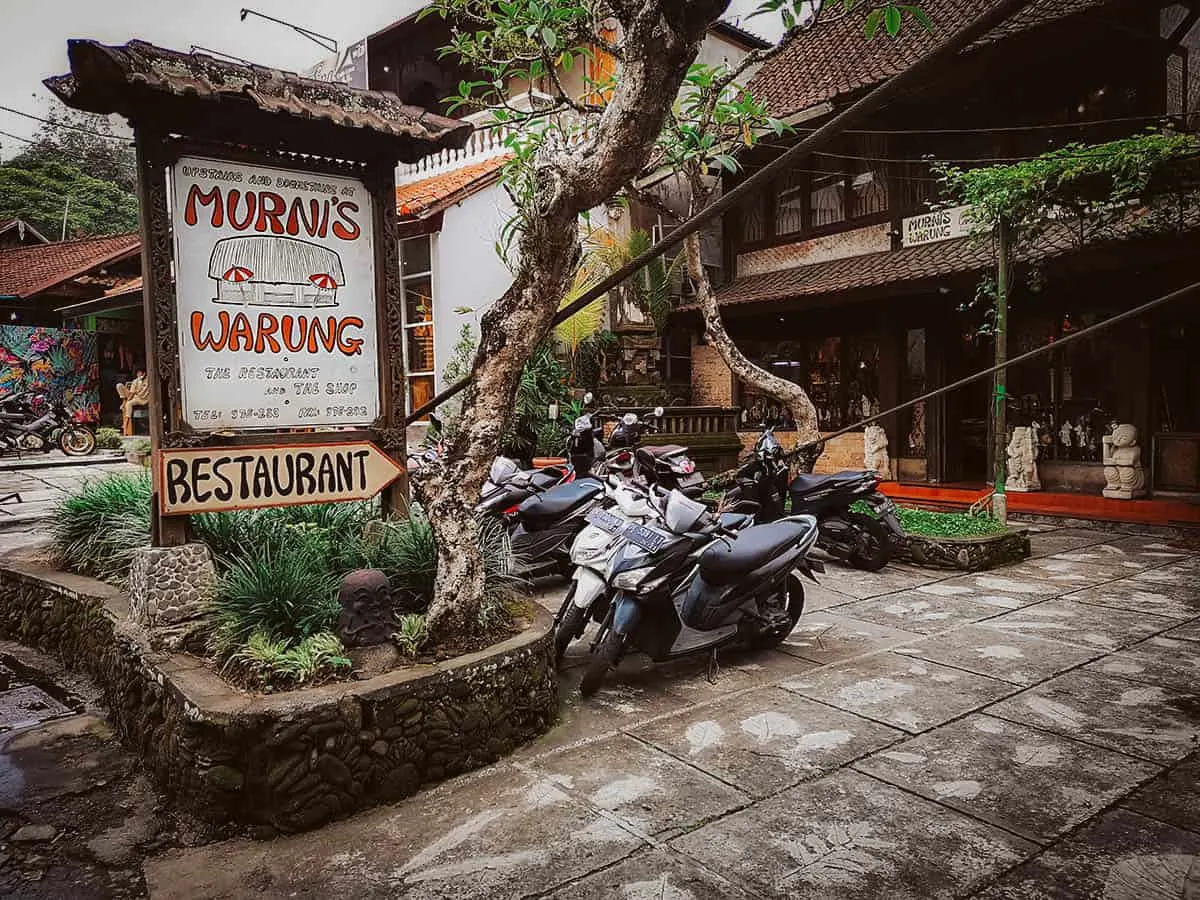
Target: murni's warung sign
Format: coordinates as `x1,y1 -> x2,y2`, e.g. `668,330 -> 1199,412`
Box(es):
171,156 -> 380,430
901,205 -> 974,248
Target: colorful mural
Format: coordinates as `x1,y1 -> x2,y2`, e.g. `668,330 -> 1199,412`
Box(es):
0,326 -> 100,422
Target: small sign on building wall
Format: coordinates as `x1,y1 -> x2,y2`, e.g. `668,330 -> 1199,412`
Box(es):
171,156 -> 380,430
902,205 -> 974,248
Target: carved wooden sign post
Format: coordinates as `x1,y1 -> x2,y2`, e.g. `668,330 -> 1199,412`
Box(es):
45,39 -> 470,544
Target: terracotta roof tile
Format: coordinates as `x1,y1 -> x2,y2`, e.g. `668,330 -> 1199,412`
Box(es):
0,233 -> 140,299
396,156 -> 510,218
751,0 -> 1108,118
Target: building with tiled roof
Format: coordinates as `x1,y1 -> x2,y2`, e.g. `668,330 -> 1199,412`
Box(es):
681,0 -> 1200,497
0,218 -> 49,249
0,233 -> 139,302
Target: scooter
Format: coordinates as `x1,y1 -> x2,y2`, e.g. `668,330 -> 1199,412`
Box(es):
726,424 -> 901,572
580,490 -> 820,697
554,482 -> 759,667
0,393 -> 95,457
476,456 -> 575,518
507,476 -> 606,577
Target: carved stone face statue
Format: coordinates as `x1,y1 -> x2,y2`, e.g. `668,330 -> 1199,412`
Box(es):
1110,423 -> 1138,449
336,569 -> 395,648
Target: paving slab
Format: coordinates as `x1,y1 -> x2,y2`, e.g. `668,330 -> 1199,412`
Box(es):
1026,528 -> 1110,558
1103,534 -> 1195,560
808,562 -> 939,600
546,848 -> 758,899
854,713 -> 1161,844
986,669 -> 1200,763
1082,635 -> 1200,694
631,687 -> 902,799
529,733 -> 749,838
780,652 -> 1016,734
1164,619 -> 1200,643
1127,561 -> 1198,587
981,598 -> 1179,651
972,807 -> 1200,900
1120,753 -> 1200,834
835,591 -> 1016,635
931,571 -> 1072,603
1064,576 -> 1200,620
1002,554 -> 1136,587
653,648 -> 820,701
798,580 -> 863,611
778,612 -> 923,666
671,768 -> 1036,900
142,764 -> 645,899
893,624 -> 1104,686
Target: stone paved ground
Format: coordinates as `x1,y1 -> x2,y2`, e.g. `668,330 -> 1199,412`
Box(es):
0,457 -> 139,555
132,524 -> 1200,900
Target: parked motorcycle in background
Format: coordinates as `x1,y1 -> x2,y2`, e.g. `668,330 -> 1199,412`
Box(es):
725,423 -> 901,572
0,392 -> 95,457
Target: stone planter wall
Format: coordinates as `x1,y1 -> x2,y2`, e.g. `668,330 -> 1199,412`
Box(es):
0,561 -> 558,835
898,529 -> 1031,571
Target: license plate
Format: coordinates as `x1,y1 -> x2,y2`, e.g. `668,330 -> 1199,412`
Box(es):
624,523 -> 670,553
870,496 -> 896,514
585,507 -> 626,535
678,472 -> 705,488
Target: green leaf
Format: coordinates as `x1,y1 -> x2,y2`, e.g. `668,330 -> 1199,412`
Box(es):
864,7 -> 885,40
713,153 -> 740,172
903,4 -> 933,30
541,26 -> 557,50
885,5 -> 902,36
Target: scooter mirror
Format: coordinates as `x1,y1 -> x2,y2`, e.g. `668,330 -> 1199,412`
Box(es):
653,406 -> 665,418
583,392 -> 594,405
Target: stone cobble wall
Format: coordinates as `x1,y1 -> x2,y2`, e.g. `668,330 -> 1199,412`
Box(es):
0,563 -> 558,835
898,529 -> 1032,571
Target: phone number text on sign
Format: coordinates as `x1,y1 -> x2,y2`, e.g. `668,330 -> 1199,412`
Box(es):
171,156 -> 380,430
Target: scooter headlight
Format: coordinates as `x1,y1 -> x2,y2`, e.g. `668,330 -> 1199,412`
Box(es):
612,567 -> 656,591
572,544 -> 610,566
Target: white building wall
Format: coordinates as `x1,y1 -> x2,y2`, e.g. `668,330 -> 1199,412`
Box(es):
430,181 -> 516,392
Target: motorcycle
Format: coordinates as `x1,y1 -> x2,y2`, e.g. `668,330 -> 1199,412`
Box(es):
507,475 -> 606,577
579,489 -> 820,697
476,456 -> 575,518
726,424 -> 901,572
554,482 -> 759,667
0,393 -> 96,457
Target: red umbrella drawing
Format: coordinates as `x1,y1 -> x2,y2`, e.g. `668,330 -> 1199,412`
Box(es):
222,266 -> 253,282
309,273 -> 338,290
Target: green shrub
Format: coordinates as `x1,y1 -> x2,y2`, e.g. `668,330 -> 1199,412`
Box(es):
896,507 -> 1006,538
392,613 -> 429,657
95,427 -> 122,451
49,471 -> 152,582
128,438 -> 151,455
207,534 -> 342,657
226,631 -> 351,689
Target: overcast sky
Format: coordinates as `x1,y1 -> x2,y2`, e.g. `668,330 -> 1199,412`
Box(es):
1,0 -> 780,160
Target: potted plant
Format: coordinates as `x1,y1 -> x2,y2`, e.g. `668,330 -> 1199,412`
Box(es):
126,438 -> 152,467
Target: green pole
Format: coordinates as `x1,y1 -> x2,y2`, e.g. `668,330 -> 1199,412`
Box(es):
993,218 -> 1011,524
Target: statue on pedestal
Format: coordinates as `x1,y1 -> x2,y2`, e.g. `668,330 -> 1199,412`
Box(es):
336,569 -> 396,648
116,371 -> 150,436
1005,426 -> 1041,492
863,424 -> 891,480
1103,424 -> 1147,500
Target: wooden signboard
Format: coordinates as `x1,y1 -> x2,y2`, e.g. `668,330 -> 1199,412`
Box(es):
159,442 -> 404,515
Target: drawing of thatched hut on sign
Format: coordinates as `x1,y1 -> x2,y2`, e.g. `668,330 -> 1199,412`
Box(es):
208,236 -> 345,308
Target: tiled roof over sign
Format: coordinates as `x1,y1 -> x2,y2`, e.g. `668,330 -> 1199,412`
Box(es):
0,233 -> 140,299
750,0 -> 1108,118
396,156 -> 511,219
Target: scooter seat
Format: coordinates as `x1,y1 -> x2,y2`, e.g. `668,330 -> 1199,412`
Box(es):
716,512 -> 753,531
635,444 -> 688,470
699,520 -> 814,586
517,479 -> 603,528
790,470 -> 866,494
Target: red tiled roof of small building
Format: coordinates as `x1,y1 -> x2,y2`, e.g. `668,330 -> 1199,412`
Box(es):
0,232 -> 140,299
750,0 -> 1108,118
396,156 -> 510,218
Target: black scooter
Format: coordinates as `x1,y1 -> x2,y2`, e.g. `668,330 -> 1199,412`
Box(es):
0,392 -> 95,457
726,425 -> 901,571
580,489 -> 820,696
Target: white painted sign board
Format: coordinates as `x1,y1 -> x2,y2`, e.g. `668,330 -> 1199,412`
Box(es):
171,156 -> 380,430
902,205 -> 974,248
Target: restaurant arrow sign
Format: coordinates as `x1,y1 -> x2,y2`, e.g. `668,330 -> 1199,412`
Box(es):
158,441 -> 404,515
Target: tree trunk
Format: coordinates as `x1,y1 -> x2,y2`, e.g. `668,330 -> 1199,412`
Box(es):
416,1 -> 730,641
682,231 -> 823,471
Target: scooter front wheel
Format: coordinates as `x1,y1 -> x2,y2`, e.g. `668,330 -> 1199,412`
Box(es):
580,629 -> 624,697
554,587 -> 585,669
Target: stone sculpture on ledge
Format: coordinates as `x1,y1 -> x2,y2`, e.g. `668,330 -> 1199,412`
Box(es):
1103,423 -> 1147,500
1005,426 -> 1041,492
863,424 -> 891,480
336,569 -> 396,648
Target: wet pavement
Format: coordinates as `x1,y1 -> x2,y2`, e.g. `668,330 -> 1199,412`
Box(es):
0,457 -> 140,551
120,524 -> 1197,899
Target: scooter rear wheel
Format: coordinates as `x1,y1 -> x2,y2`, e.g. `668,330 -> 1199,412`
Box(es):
580,629 -> 624,697
846,511 -> 892,572
60,426 -> 96,457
